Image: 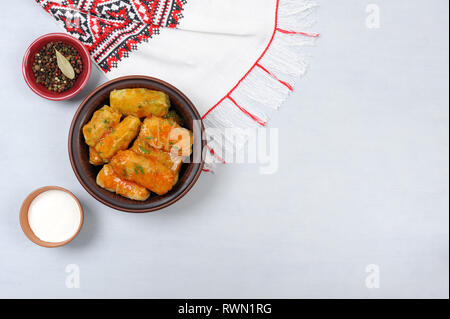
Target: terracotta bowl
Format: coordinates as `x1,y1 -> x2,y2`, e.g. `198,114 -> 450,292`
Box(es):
68,76 -> 205,213
22,33 -> 92,101
20,186 -> 84,248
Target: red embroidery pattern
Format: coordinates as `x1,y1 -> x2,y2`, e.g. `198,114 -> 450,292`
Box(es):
36,0 -> 187,72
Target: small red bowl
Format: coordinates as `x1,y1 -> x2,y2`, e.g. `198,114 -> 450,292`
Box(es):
22,33 -> 92,101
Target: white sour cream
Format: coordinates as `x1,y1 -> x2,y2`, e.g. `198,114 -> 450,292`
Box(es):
28,190 -> 81,243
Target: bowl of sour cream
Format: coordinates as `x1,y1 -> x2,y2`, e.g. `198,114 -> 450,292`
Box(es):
20,186 -> 84,247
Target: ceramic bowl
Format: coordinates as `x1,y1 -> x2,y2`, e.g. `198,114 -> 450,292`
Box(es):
68,76 -> 205,213
20,186 -> 84,247
22,33 -> 92,101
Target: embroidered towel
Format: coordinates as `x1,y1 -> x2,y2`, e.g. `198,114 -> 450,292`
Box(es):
36,0 -> 318,168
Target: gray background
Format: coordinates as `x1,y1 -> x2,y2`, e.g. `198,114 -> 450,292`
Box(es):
0,0 -> 448,298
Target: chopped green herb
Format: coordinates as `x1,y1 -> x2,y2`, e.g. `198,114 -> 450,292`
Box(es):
167,119 -> 174,126
134,164 -> 145,175
103,119 -> 109,124
145,136 -> 154,140
139,146 -> 150,154
165,110 -> 184,126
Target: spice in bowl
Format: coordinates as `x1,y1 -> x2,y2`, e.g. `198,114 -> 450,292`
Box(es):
32,41 -> 83,93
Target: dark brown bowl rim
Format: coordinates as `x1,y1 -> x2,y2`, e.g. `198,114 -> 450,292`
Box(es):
68,75 -> 205,213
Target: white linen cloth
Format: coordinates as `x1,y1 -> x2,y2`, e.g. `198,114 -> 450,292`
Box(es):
36,0 -> 318,168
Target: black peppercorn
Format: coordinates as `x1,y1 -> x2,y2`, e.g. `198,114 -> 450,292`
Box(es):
32,41 -> 83,93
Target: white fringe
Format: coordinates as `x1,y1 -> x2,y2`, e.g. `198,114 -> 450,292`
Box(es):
203,0 -> 318,171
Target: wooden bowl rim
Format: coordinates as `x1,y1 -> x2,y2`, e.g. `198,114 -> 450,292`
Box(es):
19,186 -> 84,248
68,75 -> 206,213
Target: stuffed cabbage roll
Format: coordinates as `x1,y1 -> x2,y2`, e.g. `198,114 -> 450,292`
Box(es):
97,164 -> 150,201
138,116 -> 193,157
82,105 -> 121,147
130,137 -> 183,172
110,150 -> 175,195
95,115 -> 141,162
110,88 -> 170,118
89,147 -> 104,166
